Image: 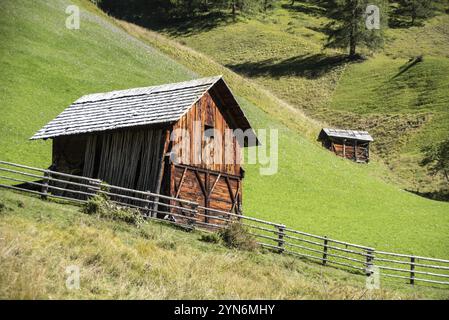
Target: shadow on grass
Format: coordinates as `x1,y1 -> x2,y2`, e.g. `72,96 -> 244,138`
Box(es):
134,11 -> 236,37
389,17 -> 416,29
406,189 -> 449,202
281,2 -> 327,17
388,9 -> 426,29
226,53 -> 363,79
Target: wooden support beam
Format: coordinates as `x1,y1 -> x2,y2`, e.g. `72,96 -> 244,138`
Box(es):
175,167 -> 187,198
367,144 -> 370,162
208,173 -> 221,198
225,177 -> 235,205
205,171 -> 210,223
152,129 -> 171,217
230,181 -> 240,213
174,163 -> 241,180
194,169 -> 207,197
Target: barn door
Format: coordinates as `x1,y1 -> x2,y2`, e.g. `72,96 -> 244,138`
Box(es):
171,165 -> 242,227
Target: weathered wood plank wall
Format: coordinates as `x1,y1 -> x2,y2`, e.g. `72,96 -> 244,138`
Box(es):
168,92 -> 244,224
79,128 -> 165,191
171,92 -> 241,176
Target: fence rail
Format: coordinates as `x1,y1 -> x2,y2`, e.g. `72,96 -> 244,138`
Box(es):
1,160 -> 449,287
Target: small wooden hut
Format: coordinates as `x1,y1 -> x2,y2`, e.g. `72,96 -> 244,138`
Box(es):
31,76 -> 259,221
318,128 -> 373,163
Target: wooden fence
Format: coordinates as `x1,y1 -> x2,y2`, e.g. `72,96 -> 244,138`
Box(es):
1,160 -> 449,287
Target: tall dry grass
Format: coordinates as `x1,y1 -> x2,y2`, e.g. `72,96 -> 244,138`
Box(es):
1,190 -> 445,299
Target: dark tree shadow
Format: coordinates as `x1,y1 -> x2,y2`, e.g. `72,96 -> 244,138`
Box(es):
389,16 -> 425,29
281,2 -> 327,17
388,7 -> 427,29
98,0 -> 236,37
305,24 -> 333,36
406,189 -> 449,202
226,53 -> 364,79
389,17 -> 413,29
143,11 -> 236,37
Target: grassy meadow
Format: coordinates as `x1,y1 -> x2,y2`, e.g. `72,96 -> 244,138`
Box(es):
0,0 -> 195,168
111,11 -> 449,258
0,0 -> 448,261
151,1 -> 449,194
2,188 -> 448,299
0,0 -> 448,301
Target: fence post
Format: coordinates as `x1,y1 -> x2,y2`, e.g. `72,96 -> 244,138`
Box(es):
410,256 -> 415,285
143,191 -> 152,218
322,236 -> 329,265
41,170 -> 51,200
365,248 -> 375,276
152,195 -> 160,218
187,203 -> 198,230
277,225 -> 285,254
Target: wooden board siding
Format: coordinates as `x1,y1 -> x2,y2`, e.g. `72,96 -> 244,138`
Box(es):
169,164 -> 242,226
171,92 -> 241,176
81,127 -> 166,191
332,144 -> 356,159
167,91 -> 244,226
327,139 -> 370,163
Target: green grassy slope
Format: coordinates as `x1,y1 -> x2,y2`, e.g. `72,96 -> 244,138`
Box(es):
329,55 -> 449,190
154,1 -> 449,194
113,17 -> 449,257
0,0 -> 195,168
0,0 -> 448,260
2,189 -> 448,299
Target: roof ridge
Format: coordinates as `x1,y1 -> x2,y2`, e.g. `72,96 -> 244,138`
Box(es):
75,75 -> 222,104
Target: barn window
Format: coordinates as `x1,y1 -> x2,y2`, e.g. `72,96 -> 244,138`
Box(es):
204,124 -> 214,140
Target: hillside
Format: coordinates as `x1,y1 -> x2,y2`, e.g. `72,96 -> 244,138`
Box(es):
146,1 -> 449,195
0,0 -> 448,265
2,188 -> 448,299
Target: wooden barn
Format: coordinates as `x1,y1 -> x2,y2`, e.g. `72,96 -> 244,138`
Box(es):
318,128 -> 373,163
31,76 -> 259,222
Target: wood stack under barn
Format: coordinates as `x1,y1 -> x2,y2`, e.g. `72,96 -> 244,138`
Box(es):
31,76 -> 259,225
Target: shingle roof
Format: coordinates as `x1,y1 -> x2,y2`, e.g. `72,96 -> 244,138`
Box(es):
319,128 -> 373,142
31,76 -> 254,141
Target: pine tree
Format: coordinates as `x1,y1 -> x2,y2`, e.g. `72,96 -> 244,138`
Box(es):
396,0 -> 439,25
324,0 -> 387,58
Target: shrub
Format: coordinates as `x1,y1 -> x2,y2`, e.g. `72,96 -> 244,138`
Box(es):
82,194 -> 144,227
82,194 -> 106,215
199,232 -> 221,244
219,222 -> 258,251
